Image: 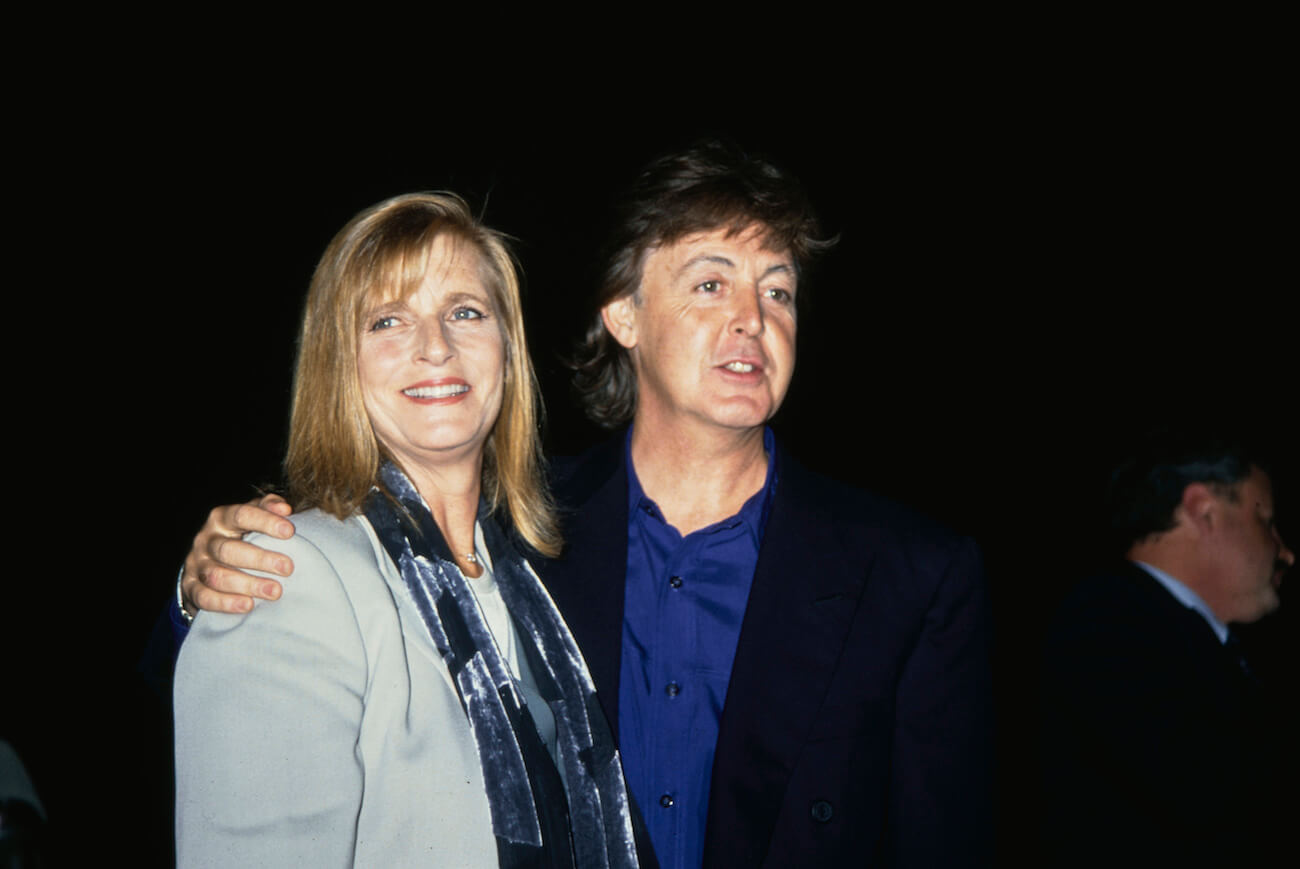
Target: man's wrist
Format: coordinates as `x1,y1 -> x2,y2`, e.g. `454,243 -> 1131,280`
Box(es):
176,569 -> 194,625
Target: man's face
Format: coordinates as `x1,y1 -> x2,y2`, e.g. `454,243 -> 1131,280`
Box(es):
603,224 -> 797,438
1208,467 -> 1294,624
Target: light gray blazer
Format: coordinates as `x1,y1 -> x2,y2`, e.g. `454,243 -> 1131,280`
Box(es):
174,509 -> 499,867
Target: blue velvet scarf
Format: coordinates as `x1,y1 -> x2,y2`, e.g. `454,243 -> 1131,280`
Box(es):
363,462 -> 638,869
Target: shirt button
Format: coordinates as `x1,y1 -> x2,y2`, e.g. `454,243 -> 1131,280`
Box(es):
659,794 -> 674,808
665,681 -> 681,697
669,575 -> 683,588
810,800 -> 834,823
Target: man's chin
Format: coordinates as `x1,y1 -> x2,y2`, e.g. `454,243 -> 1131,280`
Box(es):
704,397 -> 782,432
1242,589 -> 1282,624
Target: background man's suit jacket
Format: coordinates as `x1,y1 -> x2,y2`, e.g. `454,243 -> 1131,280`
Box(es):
1039,562 -> 1293,867
539,436 -> 994,867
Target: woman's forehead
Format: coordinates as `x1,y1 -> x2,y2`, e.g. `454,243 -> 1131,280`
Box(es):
366,235 -> 494,306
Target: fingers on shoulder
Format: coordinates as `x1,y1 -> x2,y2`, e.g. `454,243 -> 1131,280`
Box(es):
191,577 -> 256,615
256,493 -> 295,517
211,536 -> 294,579
231,501 -> 296,540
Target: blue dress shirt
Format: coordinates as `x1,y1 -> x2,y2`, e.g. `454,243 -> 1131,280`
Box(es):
617,428 -> 778,869
1132,560 -> 1230,643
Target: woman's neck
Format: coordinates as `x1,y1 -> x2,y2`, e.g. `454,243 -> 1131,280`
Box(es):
402,459 -> 485,578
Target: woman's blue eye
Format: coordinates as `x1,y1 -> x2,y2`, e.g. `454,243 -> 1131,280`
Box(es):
370,316 -> 399,331
451,307 -> 486,320
697,280 -> 721,293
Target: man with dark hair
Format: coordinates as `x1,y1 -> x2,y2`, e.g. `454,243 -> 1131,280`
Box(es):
177,142 -> 994,867
1040,435 -> 1294,866
569,142 -> 832,430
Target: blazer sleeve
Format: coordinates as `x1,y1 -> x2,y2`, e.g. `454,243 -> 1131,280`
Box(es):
174,525 -> 368,867
888,536 -> 994,867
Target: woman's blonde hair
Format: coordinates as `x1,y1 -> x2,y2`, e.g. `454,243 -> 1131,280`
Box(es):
285,192 -> 559,556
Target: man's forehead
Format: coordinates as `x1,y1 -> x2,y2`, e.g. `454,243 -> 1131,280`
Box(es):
1246,466 -> 1274,504
1212,466 -> 1273,507
652,223 -> 794,268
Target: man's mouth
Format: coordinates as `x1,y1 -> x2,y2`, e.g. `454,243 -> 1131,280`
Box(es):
723,362 -> 757,374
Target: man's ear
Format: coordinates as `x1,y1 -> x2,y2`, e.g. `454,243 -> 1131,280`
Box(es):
1177,482 -> 1219,535
601,296 -> 639,350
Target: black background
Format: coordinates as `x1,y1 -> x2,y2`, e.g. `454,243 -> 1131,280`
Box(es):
5,52 -> 1294,865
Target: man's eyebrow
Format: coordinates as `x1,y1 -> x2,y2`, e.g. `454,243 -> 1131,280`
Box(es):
677,254 -> 736,273
760,262 -> 796,280
676,255 -> 796,279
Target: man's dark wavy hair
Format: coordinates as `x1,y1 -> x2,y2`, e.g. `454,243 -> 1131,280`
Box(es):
570,140 -> 835,429
1107,431 -> 1263,553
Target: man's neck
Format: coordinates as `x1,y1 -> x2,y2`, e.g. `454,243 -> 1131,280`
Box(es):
1130,559 -> 1230,642
629,420 -> 770,536
1127,536 -> 1229,625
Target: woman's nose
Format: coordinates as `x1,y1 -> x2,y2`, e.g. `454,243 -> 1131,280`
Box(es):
416,319 -> 455,364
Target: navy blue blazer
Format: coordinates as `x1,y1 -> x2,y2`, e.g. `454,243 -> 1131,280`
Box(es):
1039,563 -> 1292,867
539,436 -> 994,868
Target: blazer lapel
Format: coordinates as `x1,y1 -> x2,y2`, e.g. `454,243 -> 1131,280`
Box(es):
704,450 -> 877,866
361,517 -> 464,698
1120,561 -> 1255,694
536,437 -> 631,737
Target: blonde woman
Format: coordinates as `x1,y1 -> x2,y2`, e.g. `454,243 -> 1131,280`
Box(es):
174,194 -> 638,868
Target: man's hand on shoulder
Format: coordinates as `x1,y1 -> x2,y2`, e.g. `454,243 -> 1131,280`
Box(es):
182,495 -> 296,617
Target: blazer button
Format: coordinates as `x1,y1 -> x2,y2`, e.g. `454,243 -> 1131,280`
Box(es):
810,800 -> 834,823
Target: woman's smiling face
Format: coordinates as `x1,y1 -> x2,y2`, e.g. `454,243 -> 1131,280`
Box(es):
357,235 -> 505,474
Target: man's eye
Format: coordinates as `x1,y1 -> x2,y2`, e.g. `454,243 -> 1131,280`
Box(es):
370,316 -> 400,331
764,288 -> 793,304
451,307 -> 486,321
696,280 -> 721,293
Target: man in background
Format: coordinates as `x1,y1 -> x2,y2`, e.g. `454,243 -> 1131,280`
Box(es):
1039,434 -> 1294,866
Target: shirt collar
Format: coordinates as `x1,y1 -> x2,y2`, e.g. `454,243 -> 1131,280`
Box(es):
1132,560 -> 1231,644
624,426 -> 779,540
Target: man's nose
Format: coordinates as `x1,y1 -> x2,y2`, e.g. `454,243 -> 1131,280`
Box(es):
730,288 -> 764,336
1275,528 -> 1296,568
